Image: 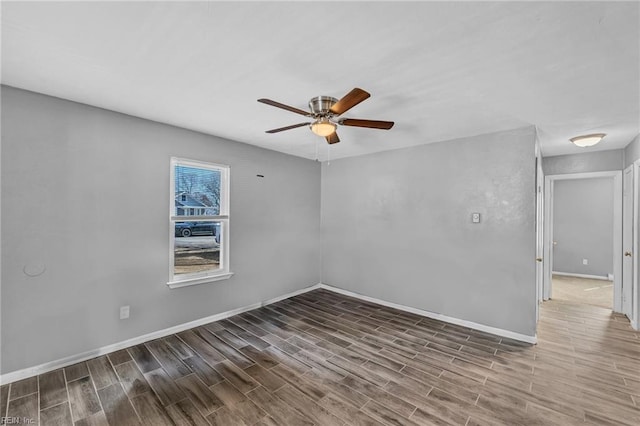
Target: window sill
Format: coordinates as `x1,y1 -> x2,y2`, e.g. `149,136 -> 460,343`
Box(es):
167,272 -> 234,289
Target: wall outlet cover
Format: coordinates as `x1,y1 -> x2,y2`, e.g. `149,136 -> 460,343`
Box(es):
120,305 -> 130,320
472,213 -> 481,223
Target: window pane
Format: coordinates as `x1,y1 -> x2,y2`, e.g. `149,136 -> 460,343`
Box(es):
174,165 -> 221,216
174,221 -> 221,276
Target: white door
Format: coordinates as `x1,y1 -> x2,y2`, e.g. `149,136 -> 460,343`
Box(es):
623,166 -> 634,317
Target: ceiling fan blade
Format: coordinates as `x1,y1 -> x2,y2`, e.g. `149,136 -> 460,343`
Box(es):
258,98 -> 310,116
339,119 -> 394,130
330,88 -> 371,115
325,132 -> 340,144
265,122 -> 310,133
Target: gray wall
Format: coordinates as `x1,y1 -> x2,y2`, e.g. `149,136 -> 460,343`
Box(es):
321,127 -> 538,337
624,134 -> 640,168
1,86 -> 321,373
552,178 -> 614,277
542,150 -> 624,175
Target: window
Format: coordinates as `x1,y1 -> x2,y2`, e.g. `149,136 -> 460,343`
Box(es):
168,158 -> 232,288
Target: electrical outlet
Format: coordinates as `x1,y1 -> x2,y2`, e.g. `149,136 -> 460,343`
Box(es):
582,259 -> 588,265
472,213 -> 481,223
120,305 -> 130,320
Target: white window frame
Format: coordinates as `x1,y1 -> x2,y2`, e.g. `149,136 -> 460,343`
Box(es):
168,157 -> 233,289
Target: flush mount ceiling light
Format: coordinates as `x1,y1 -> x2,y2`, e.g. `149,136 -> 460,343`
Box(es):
310,118 -> 337,137
570,133 -> 606,147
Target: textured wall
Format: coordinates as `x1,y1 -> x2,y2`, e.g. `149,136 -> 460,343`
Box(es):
542,150 -> 623,175
552,178 -> 614,277
321,127 -> 537,337
1,86 -> 321,373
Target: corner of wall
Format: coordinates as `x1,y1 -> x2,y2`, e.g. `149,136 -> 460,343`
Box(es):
623,133 -> 640,169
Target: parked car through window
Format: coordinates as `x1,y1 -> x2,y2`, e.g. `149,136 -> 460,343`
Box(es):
174,221 -> 220,242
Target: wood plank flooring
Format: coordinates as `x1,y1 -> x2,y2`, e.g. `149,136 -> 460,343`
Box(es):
552,274 -> 613,309
1,288 -> 639,425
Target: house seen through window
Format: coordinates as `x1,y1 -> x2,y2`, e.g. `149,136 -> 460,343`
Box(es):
169,158 -> 231,288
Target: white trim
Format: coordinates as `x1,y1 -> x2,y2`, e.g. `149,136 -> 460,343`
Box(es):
167,272 -> 234,289
544,171 -> 622,181
170,157 -> 231,175
534,131 -> 544,324
169,158 -> 231,284
623,164 -> 635,318
551,271 -> 611,281
316,284 -> 538,344
543,171 -> 623,312
0,282 -> 539,384
0,283 -> 322,385
543,175 -> 553,300
614,172 -> 623,311
171,215 -> 228,221
633,160 -> 640,329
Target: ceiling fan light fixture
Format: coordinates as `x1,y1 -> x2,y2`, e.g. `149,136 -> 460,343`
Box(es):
259,88 -> 394,144
570,133 -> 606,147
311,119 -> 336,137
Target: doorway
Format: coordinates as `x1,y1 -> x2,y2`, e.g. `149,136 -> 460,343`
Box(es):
542,171 -> 623,313
551,274 -> 613,308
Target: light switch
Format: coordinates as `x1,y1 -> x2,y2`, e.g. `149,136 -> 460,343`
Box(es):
472,213 -> 481,223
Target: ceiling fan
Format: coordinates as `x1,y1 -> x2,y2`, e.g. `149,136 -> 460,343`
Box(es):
258,88 -> 394,144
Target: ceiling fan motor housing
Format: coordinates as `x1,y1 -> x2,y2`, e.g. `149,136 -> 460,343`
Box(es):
309,96 -> 338,116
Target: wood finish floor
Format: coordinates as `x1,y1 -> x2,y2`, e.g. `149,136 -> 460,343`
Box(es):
2,288 -> 639,425
552,274 -> 613,309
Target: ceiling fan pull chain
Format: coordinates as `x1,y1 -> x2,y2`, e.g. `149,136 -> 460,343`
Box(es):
327,143 -> 331,165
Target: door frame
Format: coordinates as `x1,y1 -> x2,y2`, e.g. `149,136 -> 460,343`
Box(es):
634,160 -> 640,329
543,171 -> 622,311
535,144 -> 544,324
623,164 -> 635,321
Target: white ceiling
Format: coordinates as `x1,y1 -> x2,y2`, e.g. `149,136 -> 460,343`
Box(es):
2,1 -> 638,161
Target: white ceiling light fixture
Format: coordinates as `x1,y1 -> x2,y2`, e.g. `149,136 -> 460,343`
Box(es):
570,133 -> 606,147
310,118 -> 337,137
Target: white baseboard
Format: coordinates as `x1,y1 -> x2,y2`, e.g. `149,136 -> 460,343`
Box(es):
316,284 -> 538,345
1,281 -> 538,384
0,283 -> 323,385
552,271 -> 611,281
